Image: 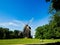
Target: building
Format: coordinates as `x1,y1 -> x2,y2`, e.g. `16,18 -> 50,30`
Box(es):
23,24 -> 32,38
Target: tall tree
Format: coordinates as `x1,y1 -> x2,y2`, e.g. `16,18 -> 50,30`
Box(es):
14,30 -> 19,38
46,0 -> 60,12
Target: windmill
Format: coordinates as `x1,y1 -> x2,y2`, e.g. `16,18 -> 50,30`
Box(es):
14,18 -> 33,38
23,18 -> 33,38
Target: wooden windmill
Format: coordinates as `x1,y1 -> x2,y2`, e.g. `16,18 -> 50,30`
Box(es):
23,18 -> 33,38
23,24 -> 32,38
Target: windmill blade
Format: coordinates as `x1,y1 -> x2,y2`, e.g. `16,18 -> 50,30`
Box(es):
27,18 -> 34,26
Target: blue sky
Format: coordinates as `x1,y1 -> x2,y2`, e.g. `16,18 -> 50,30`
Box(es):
0,0 -> 50,37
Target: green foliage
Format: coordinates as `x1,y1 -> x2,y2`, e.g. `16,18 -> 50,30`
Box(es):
0,27 -> 23,39
35,24 -> 52,39
46,0 -> 60,12
14,30 -> 19,38
35,13 -> 60,39
0,27 -> 9,39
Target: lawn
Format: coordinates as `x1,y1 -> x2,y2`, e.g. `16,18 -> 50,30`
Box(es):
0,39 -> 60,45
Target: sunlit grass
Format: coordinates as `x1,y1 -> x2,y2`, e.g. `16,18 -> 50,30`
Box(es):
0,39 -> 40,44
0,39 -> 60,45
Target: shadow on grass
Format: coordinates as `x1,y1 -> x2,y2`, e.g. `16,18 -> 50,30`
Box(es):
26,42 -> 60,45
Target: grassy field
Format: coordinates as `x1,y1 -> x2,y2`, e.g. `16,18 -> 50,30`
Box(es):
0,39 -> 60,45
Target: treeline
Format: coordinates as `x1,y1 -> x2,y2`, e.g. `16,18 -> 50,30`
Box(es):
0,27 -> 24,39
35,0 -> 60,39
35,13 -> 60,39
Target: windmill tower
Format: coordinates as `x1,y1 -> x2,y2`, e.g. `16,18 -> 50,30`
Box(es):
23,24 -> 32,38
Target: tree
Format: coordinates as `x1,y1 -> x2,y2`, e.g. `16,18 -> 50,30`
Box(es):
35,13 -> 60,39
35,24 -> 52,39
0,27 -> 25,39
35,26 -> 43,39
46,0 -> 60,12
18,31 -> 24,38
4,28 -> 9,39
0,27 -> 4,39
14,30 -> 19,38
9,31 -> 14,39
49,13 -> 60,38
0,27 -> 9,39
35,0 -> 60,39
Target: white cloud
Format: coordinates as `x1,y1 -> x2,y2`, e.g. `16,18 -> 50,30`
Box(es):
13,20 -> 25,26
0,20 -> 25,30
0,22 -> 19,27
0,16 -> 49,37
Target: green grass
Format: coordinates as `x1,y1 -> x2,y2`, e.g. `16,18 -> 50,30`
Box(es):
0,39 -> 60,45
